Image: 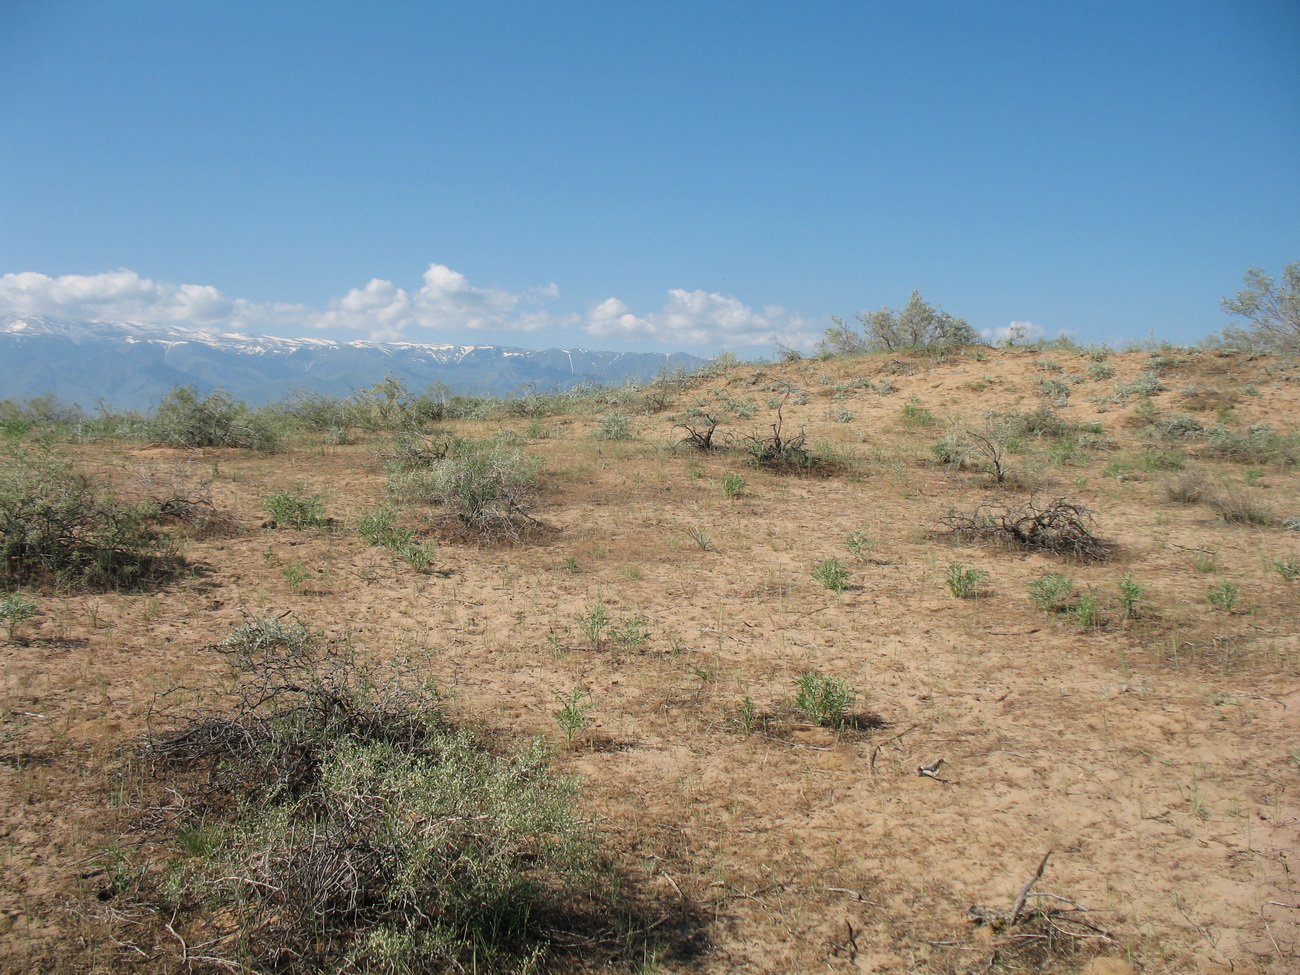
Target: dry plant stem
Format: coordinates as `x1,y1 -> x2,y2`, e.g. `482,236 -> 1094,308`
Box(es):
1010,850 -> 1052,925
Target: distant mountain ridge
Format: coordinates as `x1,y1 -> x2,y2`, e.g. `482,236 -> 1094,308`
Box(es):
0,317 -> 701,410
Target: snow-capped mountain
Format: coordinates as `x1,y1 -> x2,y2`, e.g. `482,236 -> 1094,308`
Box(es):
0,317 -> 701,411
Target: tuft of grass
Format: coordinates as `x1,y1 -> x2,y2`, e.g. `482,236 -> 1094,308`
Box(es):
1204,492 -> 1273,526
0,592 -> 39,640
721,472 -> 746,500
1072,593 -> 1104,628
1273,558 -> 1299,581
845,526 -> 874,562
811,558 -> 850,592
792,672 -> 857,729
683,525 -> 714,551
945,562 -> 987,599
1207,582 -> 1239,612
1028,573 -> 1076,613
264,486 -> 329,529
901,396 -> 936,427
553,689 -> 594,747
1118,573 -> 1145,619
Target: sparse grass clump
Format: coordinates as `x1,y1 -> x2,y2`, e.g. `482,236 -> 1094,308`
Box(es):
595,410 -> 632,441
792,672 -> 856,730
811,558 -> 850,592
721,472 -> 746,499
946,562 -> 987,599
263,485 -> 329,528
0,592 -> 39,639
356,505 -> 438,572
1028,573 -> 1076,613
1207,582 -> 1239,612
1204,491 -> 1273,526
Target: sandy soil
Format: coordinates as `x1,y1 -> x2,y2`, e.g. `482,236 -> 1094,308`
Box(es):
1,346 -> 1297,973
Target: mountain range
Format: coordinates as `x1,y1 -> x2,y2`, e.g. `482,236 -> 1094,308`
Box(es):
0,317 -> 702,411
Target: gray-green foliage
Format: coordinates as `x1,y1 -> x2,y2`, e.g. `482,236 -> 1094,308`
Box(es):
792,672 -> 857,729
388,437 -> 542,534
147,617 -> 604,974
149,386 -> 281,451
1218,262 -> 1300,353
595,410 -> 632,441
820,290 -> 980,356
0,445 -> 179,587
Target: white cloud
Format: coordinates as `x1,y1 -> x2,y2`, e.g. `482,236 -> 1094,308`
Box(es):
308,264 -> 565,339
585,288 -> 818,350
0,269 -> 307,329
0,266 -> 815,351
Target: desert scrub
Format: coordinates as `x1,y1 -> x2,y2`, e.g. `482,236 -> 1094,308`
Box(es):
142,616 -> 620,974
148,385 -> 281,451
594,410 -> 632,440
792,672 -> 857,729
263,485 -> 329,528
811,558 -> 850,592
721,472 -> 746,499
941,497 -> 1108,561
0,445 -> 181,587
387,437 -> 542,537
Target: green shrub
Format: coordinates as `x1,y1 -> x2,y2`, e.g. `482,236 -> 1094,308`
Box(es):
149,386 -> 281,451
0,592 -> 39,639
1207,582 -> 1239,612
356,506 -> 437,573
811,558 -> 850,592
946,562 -> 987,599
1028,573 -> 1076,612
388,438 -> 542,537
263,486 -> 329,528
1072,593 -> 1104,628
0,446 -> 179,587
793,672 -> 857,729
845,526 -> 873,562
1119,573 -> 1145,619
595,410 -> 632,440
145,617 -> 610,974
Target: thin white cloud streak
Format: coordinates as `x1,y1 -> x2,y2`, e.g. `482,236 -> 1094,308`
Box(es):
0,267 -> 815,351
585,289 -> 819,350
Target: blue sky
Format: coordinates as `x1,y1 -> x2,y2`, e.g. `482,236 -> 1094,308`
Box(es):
1,0 -> 1296,355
